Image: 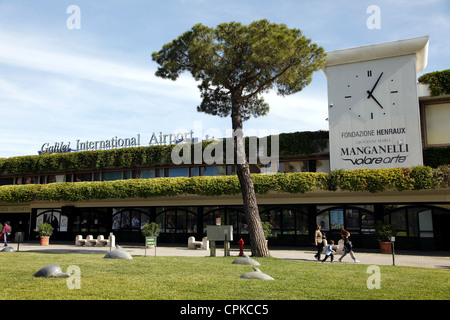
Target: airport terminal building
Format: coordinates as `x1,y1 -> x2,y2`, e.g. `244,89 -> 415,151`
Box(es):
0,38 -> 449,251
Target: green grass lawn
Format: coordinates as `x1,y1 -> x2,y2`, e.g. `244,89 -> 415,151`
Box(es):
0,252 -> 448,300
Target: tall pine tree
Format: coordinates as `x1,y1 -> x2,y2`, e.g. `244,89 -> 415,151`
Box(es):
152,19 -> 325,256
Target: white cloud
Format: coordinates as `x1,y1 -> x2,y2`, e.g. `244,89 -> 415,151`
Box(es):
0,30 -> 202,157
0,0 -> 447,158
0,30 -> 198,98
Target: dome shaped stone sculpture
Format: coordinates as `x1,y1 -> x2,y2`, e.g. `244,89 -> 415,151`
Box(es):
232,254 -> 260,265
240,267 -> 274,280
33,264 -> 70,278
104,245 -> 133,260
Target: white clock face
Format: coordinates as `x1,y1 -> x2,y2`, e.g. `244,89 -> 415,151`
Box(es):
326,54 -> 424,170
327,55 -> 410,124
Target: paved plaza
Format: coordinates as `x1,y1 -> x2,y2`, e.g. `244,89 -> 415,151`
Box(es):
7,241 -> 450,269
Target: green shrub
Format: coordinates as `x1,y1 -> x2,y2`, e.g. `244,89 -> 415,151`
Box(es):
0,166 -> 447,203
418,69 -> 450,96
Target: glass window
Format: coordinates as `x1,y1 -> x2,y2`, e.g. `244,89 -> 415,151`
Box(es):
46,175 -> 57,183
169,167 -> 189,177
131,213 -> 140,229
345,209 -> 360,231
316,159 -> 330,173
112,212 -> 121,231
141,169 -> 156,179
131,170 -> 141,179
123,171 -> 131,179
317,206 -> 374,234
228,209 -> 238,233
361,212 -> 375,234
112,208 -> 151,232
155,208 -> 197,234
103,171 -> 123,181
155,212 -> 164,233
176,210 -> 186,233
316,211 -> 330,231
260,206 -> 309,236
187,212 -> 197,233
166,210 -> 176,233
89,210 -> 107,233
391,209 -> 407,236
36,209 -> 67,232
22,176 -> 39,184
203,207 -> 226,232
259,163 -> 277,174
0,177 -> 14,186
408,208 -> 419,237
267,209 -> 281,230
189,167 -> 199,177
330,209 -> 344,230
226,165 -> 236,175
201,166 -> 226,176
121,211 -> 131,229
424,102 -> 450,146
279,161 -> 309,173
70,208 -> 107,234
238,212 -> 248,234
282,209 -> 295,235
74,173 -> 92,182
296,211 -> 309,235
203,207 -> 242,234
418,209 -> 433,238
73,214 -> 81,232
80,210 -> 89,232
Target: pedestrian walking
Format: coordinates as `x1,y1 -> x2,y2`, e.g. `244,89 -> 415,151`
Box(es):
338,229 -> 360,263
322,240 -> 335,263
314,225 -> 324,260
1,221 -> 12,247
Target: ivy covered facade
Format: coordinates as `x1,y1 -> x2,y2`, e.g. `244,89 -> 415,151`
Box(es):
1,126 -> 449,251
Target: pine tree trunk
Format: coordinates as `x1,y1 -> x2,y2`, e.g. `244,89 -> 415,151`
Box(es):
231,98 -> 270,257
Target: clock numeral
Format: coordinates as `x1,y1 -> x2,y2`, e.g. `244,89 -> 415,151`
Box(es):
390,90 -> 398,93
345,96 -> 352,99
371,112 -> 374,119
367,70 -> 372,77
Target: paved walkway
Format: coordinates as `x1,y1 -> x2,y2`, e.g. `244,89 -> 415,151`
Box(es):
5,241 -> 450,269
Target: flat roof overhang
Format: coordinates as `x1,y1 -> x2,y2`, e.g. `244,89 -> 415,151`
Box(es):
3,187 -> 445,209
323,36 -> 429,74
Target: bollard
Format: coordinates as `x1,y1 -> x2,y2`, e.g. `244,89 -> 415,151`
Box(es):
210,241 -> 216,257
224,231 -> 229,257
224,241 -> 230,257
391,236 -> 396,266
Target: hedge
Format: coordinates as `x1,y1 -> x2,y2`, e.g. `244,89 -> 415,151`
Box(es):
418,69 -> 450,96
0,166 -> 447,203
0,131 -> 329,175
1,131 -> 449,175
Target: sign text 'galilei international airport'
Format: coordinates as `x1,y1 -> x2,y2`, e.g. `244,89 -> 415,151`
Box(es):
40,131 -> 194,154
38,126 -> 280,168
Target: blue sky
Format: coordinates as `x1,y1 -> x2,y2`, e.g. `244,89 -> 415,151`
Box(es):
0,0 -> 448,158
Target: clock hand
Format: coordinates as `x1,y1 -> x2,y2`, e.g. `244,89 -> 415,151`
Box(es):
367,72 -> 383,98
366,90 -> 384,109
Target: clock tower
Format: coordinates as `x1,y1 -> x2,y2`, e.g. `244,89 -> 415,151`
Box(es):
324,36 -> 429,170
